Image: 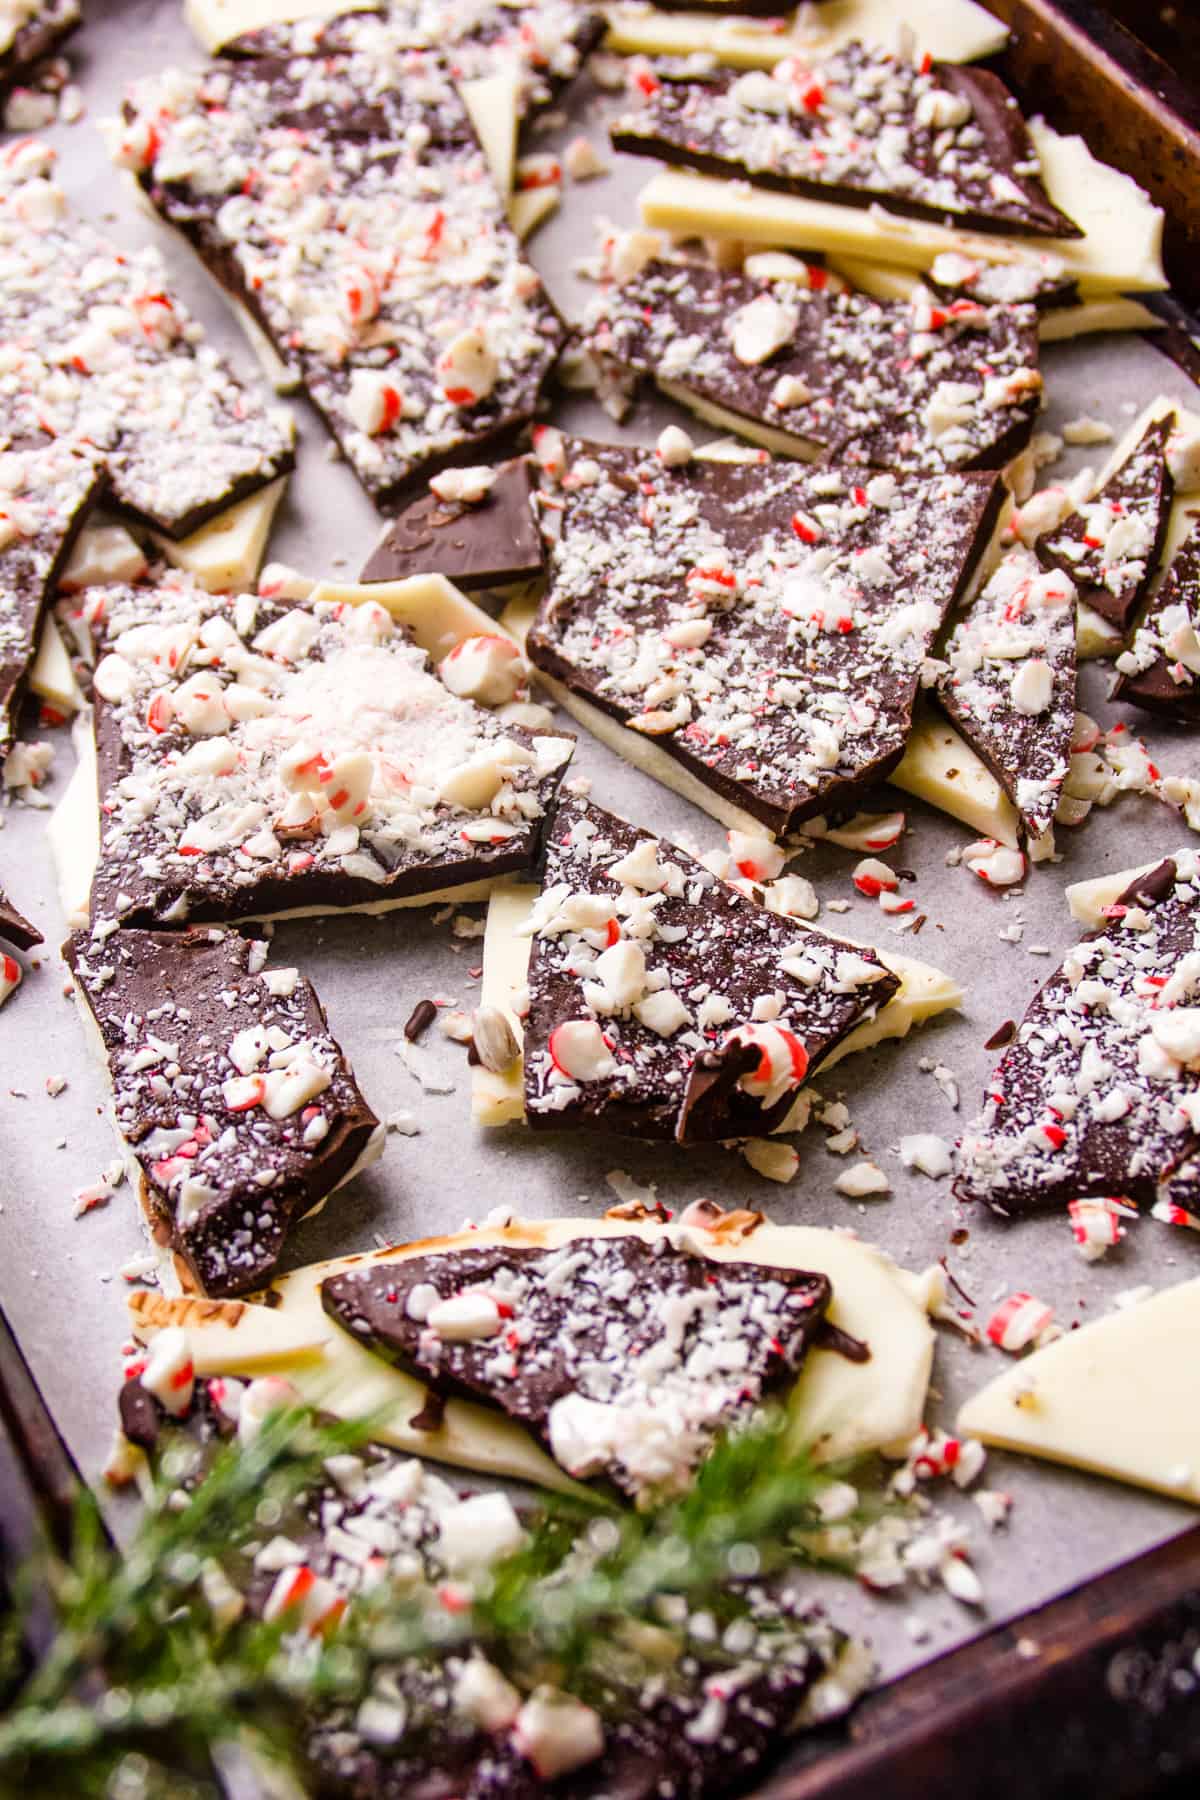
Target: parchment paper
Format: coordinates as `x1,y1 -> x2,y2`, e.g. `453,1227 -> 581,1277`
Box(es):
1,0 -> 1199,1726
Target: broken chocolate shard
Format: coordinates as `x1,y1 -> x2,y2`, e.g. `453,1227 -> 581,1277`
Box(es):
0,1 -> 80,107
321,1231 -> 832,1501
583,259 -> 1042,476
1114,517 -> 1200,719
120,36 -> 566,510
954,852 -> 1200,1223
527,438 -> 1001,834
0,142 -> 294,539
611,47 -> 1079,239
83,568 -> 572,929
360,459 -> 543,590
1035,415 -> 1175,634
936,546 -> 1077,844
520,794 -> 898,1142
0,441 -> 102,768
0,882 -> 41,952
220,1 -> 605,122
67,927 -> 381,1297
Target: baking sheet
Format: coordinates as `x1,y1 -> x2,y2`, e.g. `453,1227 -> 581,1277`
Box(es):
1,0 -> 1199,1727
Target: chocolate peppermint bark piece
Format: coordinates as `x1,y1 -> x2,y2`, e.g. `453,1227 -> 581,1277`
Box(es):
68,927 -> 380,1295
1035,415 -> 1175,634
611,46 -> 1079,238
360,459 -> 543,590
322,1231 -> 832,1500
0,442 -> 102,768
118,43 -> 566,512
520,794 -> 897,1141
85,569 -> 572,929
0,142 -> 295,539
924,249 -> 1078,313
527,439 -> 1001,834
583,259 -> 1042,475
1113,519 -> 1200,719
955,853 -> 1200,1223
0,1 -> 79,105
935,547 -> 1077,844
220,1 -> 605,121
0,881 -> 40,952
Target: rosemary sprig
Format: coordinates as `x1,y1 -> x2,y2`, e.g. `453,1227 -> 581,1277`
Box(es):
0,1404 -> 876,1796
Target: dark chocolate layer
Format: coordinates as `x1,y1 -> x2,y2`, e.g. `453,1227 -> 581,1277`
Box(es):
528,438 -> 1001,833
0,882 -> 41,951
68,927 -> 379,1295
360,459 -> 543,590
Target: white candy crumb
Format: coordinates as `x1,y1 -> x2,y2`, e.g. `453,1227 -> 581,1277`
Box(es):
1061,416 -> 1113,446
898,1133 -> 952,1178
835,1160 -> 890,1199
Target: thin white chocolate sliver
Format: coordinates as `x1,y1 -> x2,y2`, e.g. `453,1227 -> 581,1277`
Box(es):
1064,853 -> 1187,929
460,66 -> 520,198
891,715 -> 1021,848
509,184 -> 561,242
639,122 -> 1165,297
958,1277 -> 1200,1504
829,257 -> 1162,337
817,945 -> 964,1068
603,0 -> 1009,72
184,0 -> 372,51
1076,603 -> 1125,661
152,478 -> 287,594
29,616 -> 84,715
130,1215 -> 939,1472
48,720 -> 99,931
308,572 -> 517,663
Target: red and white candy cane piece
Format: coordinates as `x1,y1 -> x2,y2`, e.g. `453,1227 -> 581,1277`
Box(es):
851,857 -> 897,898
0,952 -> 21,1008
963,840 -> 1026,887
345,367 -> 406,436
238,1374 -> 301,1445
532,424 -> 566,480
428,465 -> 495,505
1067,1196 -> 1135,1262
437,327 -> 498,407
339,263 -> 380,326
548,1020 -> 615,1082
821,811 -> 906,853
263,1565 -> 346,1636
1150,1199 -> 1200,1232
725,1022 -> 808,1097
726,829 -> 785,884
139,1325 -> 195,1416
985,1291 -> 1053,1353
516,153 -> 561,190
791,510 -> 822,544
439,634 -> 526,706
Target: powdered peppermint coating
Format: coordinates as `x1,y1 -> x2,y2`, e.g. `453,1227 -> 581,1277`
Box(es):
221,0 -> 604,119
0,441 -> 101,764
0,881 -> 40,951
83,569 -> 571,929
68,929 -> 379,1295
360,458 -> 543,589
120,1379 -> 844,1800
954,854 -> 1200,1221
522,794 -> 898,1140
610,47 -> 1078,237
583,261 -> 1042,476
0,0 -> 80,100
1114,519 -> 1200,719
120,42 -> 565,509
528,440 -> 1000,833
321,1232 -> 832,1500
936,546 -> 1077,842
1036,416 -> 1175,633
0,142 -> 294,539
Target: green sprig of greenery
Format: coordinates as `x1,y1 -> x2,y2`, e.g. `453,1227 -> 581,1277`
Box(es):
0,1404 -> 875,1798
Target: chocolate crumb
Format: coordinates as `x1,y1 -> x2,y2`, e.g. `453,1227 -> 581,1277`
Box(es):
985,1019 -> 1017,1050
404,999 -> 438,1042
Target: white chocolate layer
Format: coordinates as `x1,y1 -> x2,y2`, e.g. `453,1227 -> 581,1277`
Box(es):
603,0 -> 1008,71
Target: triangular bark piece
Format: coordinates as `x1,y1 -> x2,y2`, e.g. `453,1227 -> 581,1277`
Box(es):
936,547 -> 1077,843
83,568 -> 571,929
527,439 -> 1000,834
1035,415 -> 1174,632
1114,517 -> 1200,718
584,260 -> 1042,475
67,927 -> 380,1295
0,882 -> 41,952
954,853 -> 1200,1222
360,458 -> 543,590
519,794 -> 899,1142
0,442 -> 102,768
611,47 -> 1079,238
321,1229 -> 832,1502
121,33 -> 565,509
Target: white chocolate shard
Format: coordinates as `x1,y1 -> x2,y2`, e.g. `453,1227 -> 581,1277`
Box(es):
509,184 -> 561,241
958,1277 -> 1200,1504
130,1214 -> 939,1471
891,715 -> 1021,848
306,572 -> 517,665
460,66 -> 520,199
152,478 -> 287,594
184,0 -> 369,51
29,616 -> 84,715
638,122 -> 1166,297
1065,854 -> 1186,929
604,0 -> 1008,72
